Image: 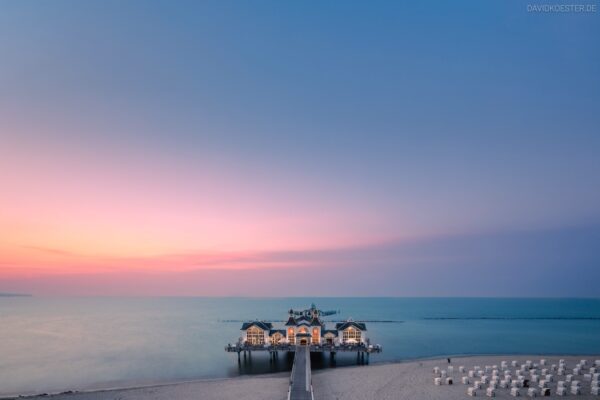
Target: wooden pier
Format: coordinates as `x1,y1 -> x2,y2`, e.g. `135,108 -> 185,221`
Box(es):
288,346 -> 313,400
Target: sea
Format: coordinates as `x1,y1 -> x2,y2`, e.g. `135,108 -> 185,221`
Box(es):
1,297 -> 600,397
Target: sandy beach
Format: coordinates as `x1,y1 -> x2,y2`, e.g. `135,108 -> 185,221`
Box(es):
11,355 -> 600,400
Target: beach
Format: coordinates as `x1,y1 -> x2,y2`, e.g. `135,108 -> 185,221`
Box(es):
12,355 -> 599,400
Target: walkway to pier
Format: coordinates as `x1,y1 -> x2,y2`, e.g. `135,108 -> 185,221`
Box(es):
288,346 -> 313,400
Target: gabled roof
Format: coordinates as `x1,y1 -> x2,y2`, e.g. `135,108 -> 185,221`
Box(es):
241,321 -> 273,331
296,315 -> 310,323
269,329 -> 286,336
284,316 -> 297,326
335,321 -> 367,331
321,329 -> 338,337
310,317 -> 322,326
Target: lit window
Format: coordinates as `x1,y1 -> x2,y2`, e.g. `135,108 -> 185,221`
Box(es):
246,326 -> 264,345
342,327 -> 361,343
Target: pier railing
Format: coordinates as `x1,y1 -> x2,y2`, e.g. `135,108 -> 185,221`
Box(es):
225,342 -> 382,353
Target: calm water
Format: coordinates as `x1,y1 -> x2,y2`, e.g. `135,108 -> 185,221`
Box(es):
1,297 -> 600,396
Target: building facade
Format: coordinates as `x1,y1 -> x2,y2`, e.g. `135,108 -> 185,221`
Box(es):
239,304 -> 368,347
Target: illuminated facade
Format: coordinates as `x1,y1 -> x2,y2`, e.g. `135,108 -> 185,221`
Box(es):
239,304 -> 367,347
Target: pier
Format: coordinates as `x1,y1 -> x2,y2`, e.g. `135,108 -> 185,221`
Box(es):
288,346 -> 312,400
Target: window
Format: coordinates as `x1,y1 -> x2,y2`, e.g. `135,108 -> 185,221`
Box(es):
246,326 -> 264,345
342,327 -> 361,343
288,328 -> 295,344
312,328 -> 320,344
272,333 -> 283,345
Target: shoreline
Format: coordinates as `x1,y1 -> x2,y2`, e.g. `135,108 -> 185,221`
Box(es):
6,354 -> 600,400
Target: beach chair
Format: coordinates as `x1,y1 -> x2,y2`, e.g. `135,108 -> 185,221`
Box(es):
469,370 -> 476,378
595,360 -> 600,367
486,387 -> 495,397
585,374 -> 592,381
462,376 -> 470,385
460,366 -> 466,373
433,367 -> 440,375
540,388 -> 550,396
527,388 -> 538,397
510,387 -> 521,397
512,361 -> 518,368
474,381 -> 483,389
468,387 -> 477,396
541,368 -> 548,376
446,377 -> 453,385
545,374 -> 553,382
551,364 -> 557,372
556,387 -> 567,396
441,370 -> 447,378
581,360 -> 588,366
592,386 -> 600,395
499,380 -> 509,388
570,386 -> 581,395
511,380 -> 521,388
434,377 -> 442,385
530,374 -> 539,383
537,380 -> 547,389
566,374 -> 573,382
448,366 -> 454,374
540,359 -> 546,366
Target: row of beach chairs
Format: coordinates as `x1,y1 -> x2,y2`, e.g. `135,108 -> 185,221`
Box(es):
433,358 -> 600,397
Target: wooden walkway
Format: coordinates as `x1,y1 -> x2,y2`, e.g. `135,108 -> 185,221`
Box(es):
288,346 -> 313,400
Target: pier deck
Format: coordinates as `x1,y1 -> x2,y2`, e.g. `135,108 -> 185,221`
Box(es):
288,346 -> 312,400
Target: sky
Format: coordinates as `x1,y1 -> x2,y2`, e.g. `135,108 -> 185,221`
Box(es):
1,0 -> 599,296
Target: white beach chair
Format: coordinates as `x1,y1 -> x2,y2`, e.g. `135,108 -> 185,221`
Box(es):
530,374 -> 539,383
595,360 -> 600,367
481,376 -> 489,384
474,381 -> 483,389
433,366 -> 440,375
557,381 -> 565,387
462,376 -> 470,385
441,370 -> 447,378
566,374 -> 573,382
486,387 -> 495,397
510,387 -> 521,397
460,366 -> 466,373
446,377 -> 453,385
545,374 -> 553,382
541,368 -> 548,376
511,380 -> 521,388
591,367 -> 598,374
527,388 -> 538,397
585,374 -> 592,381
538,380 -> 547,389
592,386 -> 600,395
468,387 -> 477,396
574,368 -> 581,375
489,382 -> 497,389
556,387 -> 567,396
551,364 -> 557,372
448,366 -> 454,373
581,360 -> 588,366
540,359 -> 546,366
571,380 -> 580,387
557,368 -> 565,376
570,386 -> 581,395
512,360 -> 518,367
500,380 -> 509,388
434,377 -> 442,385
469,370 -> 476,378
